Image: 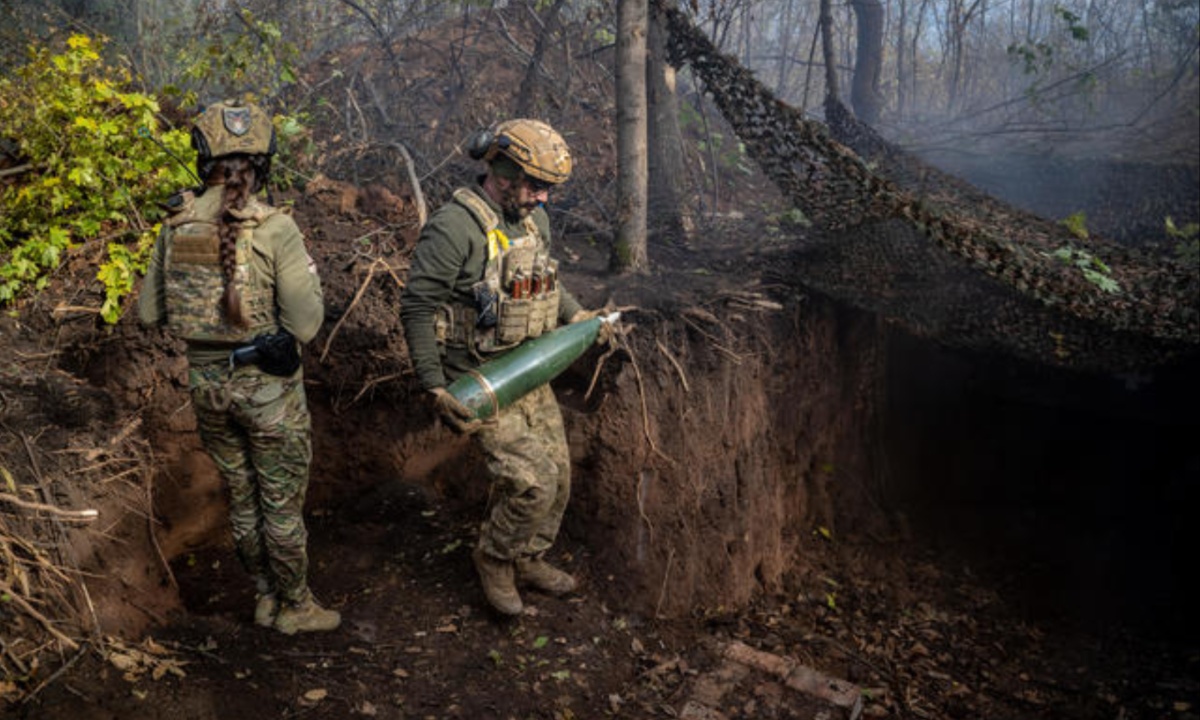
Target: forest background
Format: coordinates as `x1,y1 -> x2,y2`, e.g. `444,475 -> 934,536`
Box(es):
1,1 -> 1198,718
2,0 -> 1197,313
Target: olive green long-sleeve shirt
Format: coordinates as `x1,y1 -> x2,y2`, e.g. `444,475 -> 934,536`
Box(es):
139,187 -> 325,367
400,185 -> 582,391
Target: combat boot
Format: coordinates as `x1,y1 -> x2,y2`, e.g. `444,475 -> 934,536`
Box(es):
473,547 -> 523,616
254,593 -> 278,628
516,556 -> 577,595
274,594 -> 341,635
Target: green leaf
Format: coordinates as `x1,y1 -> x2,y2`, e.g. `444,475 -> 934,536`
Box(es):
1059,211 -> 1089,240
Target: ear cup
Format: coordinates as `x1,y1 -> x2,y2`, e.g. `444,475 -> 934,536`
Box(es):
466,129 -> 494,160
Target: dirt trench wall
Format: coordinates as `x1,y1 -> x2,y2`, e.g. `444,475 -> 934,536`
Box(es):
559,296 -> 885,618
77,288 -> 884,634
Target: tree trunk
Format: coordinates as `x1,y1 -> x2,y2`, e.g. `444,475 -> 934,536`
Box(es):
819,0 -> 840,102
849,0 -> 884,124
516,0 -> 566,116
647,3 -> 690,241
895,0 -> 909,119
612,0 -> 649,273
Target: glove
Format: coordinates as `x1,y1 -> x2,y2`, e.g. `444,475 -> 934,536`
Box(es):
429,387 -> 482,435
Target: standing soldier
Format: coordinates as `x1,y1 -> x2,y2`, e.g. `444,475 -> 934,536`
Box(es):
400,119 -> 605,616
139,100 -> 339,634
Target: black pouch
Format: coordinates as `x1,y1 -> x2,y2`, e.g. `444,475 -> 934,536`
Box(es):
230,330 -> 301,376
473,283 -> 499,329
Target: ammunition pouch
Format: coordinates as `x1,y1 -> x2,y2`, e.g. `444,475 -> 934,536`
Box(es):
437,289 -> 559,357
497,294 -> 558,344
229,330 -> 302,376
442,185 -> 560,355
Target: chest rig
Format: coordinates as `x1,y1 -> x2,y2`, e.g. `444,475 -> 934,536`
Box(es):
439,187 -> 561,355
162,191 -> 281,344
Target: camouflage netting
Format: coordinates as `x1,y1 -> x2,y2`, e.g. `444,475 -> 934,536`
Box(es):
659,4 -> 1199,373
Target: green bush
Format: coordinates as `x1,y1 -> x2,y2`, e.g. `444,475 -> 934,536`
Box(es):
0,34 -> 196,322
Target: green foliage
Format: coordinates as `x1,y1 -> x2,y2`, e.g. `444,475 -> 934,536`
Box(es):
1053,5 -> 1090,42
1007,41 -> 1055,76
0,34 -> 195,320
1059,210 -> 1089,240
271,110 -> 315,190
697,132 -> 754,175
775,207 -> 811,228
592,27 -> 616,45
167,10 -> 299,109
1050,247 -> 1121,294
1051,213 -> 1121,292
1165,216 -> 1200,267
160,10 -> 316,187
1007,5 -> 1090,76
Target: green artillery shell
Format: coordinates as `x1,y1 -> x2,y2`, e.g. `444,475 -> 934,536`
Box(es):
448,312 -> 619,421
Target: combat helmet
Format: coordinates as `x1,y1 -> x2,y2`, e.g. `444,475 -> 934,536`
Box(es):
468,119 -> 572,185
190,100 -> 277,185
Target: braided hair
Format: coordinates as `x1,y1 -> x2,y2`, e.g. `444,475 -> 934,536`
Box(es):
207,154 -> 270,328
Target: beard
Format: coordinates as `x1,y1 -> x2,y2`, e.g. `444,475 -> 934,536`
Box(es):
500,183 -> 537,220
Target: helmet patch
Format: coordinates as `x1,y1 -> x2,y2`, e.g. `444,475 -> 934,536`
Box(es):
223,107 -> 253,136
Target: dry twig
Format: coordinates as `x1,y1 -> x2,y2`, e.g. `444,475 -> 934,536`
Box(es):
351,372 -> 404,405
655,338 -> 690,393
0,493 -> 97,522
623,343 -> 675,466
320,257 -> 396,362
0,580 -> 79,651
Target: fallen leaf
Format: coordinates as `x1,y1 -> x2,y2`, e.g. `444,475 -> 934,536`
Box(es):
108,652 -> 139,672
303,688 -> 328,702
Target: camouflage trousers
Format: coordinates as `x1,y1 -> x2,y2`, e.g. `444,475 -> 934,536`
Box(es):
475,384 -> 571,562
189,363 -> 313,604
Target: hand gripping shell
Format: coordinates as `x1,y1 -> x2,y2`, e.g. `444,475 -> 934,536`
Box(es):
447,312 -> 618,421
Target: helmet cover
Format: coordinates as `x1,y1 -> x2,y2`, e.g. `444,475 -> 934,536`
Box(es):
484,119 -> 571,184
191,101 -> 276,162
